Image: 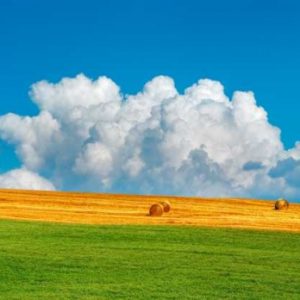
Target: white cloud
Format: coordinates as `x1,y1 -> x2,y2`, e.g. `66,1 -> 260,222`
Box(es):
74,142 -> 113,186
0,168 -> 55,190
0,111 -> 61,170
0,73 -> 299,199
30,74 -> 121,119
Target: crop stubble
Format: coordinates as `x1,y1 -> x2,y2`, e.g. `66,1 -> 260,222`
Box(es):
0,189 -> 299,232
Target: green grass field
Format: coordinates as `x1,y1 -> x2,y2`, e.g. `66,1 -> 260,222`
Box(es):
0,220 -> 299,299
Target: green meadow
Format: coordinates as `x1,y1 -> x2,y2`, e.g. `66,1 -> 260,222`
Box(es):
0,220 -> 299,299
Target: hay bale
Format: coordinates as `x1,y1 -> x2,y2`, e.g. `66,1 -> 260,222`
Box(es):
274,198 -> 289,210
149,203 -> 164,217
160,201 -> 171,213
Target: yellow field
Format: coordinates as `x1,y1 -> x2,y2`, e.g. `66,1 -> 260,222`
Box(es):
0,189 -> 299,232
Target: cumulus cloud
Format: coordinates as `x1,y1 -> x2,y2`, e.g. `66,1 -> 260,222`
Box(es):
0,111 -> 61,170
0,168 -> 55,190
0,73 -> 299,200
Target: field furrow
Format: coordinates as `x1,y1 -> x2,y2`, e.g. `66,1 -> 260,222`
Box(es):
0,189 -> 299,232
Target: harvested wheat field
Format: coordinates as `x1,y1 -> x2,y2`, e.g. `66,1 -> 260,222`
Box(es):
0,189 -> 299,232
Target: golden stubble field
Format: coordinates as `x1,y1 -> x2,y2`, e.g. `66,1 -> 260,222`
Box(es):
0,189 -> 299,232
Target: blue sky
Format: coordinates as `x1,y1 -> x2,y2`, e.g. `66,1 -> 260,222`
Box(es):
0,0 -> 299,198
1,0 -> 299,140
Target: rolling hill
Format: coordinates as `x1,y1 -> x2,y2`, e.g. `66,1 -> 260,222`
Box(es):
0,189 -> 299,232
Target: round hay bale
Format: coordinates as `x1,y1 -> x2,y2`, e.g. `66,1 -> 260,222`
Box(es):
160,201 -> 171,213
274,198 -> 289,210
149,203 -> 164,217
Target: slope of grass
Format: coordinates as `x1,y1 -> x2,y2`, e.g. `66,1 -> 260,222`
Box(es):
0,220 -> 299,299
